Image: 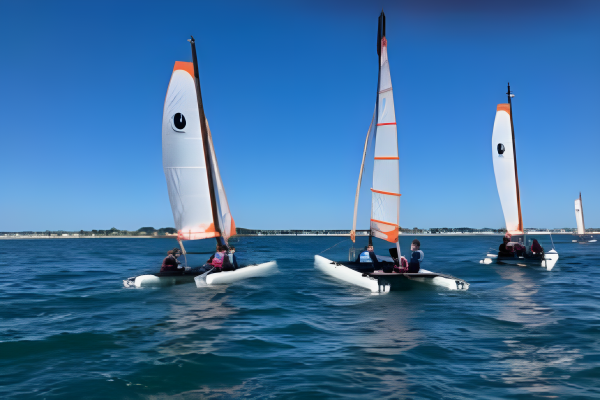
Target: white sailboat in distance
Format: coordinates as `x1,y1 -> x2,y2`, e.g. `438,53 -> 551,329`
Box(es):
573,193 -> 597,243
314,11 -> 469,293
126,37 -> 276,288
481,84 -> 559,270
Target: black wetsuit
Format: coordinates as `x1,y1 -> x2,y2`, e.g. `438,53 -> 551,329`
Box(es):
160,255 -> 180,272
407,251 -> 421,273
498,243 -> 512,257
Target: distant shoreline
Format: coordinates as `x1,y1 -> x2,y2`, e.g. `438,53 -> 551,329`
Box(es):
1,232 -> 593,240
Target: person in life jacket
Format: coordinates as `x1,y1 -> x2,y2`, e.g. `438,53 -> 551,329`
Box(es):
228,246 -> 239,270
356,243 -> 379,267
160,248 -> 182,272
530,239 -> 543,254
394,239 -> 424,273
206,245 -> 234,272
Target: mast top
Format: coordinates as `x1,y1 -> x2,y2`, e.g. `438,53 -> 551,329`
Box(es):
506,82 -> 515,103
377,11 -> 386,56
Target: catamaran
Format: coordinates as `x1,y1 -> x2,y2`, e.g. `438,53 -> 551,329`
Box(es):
573,193 -> 596,243
480,84 -> 559,270
314,11 -> 469,293
125,37 -> 276,288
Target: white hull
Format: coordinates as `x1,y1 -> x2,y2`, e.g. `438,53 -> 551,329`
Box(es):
314,255 -> 468,292
314,255 -> 388,293
405,269 -> 470,290
196,261 -> 278,286
480,249 -> 559,271
124,274 -> 196,288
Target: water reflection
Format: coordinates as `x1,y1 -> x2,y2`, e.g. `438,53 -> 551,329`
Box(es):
490,266 -> 582,395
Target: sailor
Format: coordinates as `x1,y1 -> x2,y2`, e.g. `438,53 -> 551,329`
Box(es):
228,246 -> 239,270
160,248 -> 182,272
498,235 -> 512,257
207,245 -> 234,272
207,245 -> 225,270
397,239 -> 424,273
356,243 -> 380,266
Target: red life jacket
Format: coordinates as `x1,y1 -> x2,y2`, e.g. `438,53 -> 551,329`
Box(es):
211,251 -> 225,268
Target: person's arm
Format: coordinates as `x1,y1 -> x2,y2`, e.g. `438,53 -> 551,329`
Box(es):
206,254 -> 215,264
369,251 -> 379,266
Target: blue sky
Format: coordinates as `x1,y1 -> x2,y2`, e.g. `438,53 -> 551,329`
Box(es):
1,0 -> 599,231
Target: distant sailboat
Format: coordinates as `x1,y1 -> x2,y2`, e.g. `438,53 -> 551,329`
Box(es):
126,37 -> 276,288
573,193 -> 596,243
481,84 -> 559,269
315,11 -> 469,292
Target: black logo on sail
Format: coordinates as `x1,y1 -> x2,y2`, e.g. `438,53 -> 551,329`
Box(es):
497,143 -> 505,155
173,113 -> 186,129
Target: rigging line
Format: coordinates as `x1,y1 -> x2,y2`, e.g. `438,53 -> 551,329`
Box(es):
319,239 -> 351,254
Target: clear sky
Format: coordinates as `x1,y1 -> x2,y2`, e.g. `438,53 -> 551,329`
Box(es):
1,0 -> 599,231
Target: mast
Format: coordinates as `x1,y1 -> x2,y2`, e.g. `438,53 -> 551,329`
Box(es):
507,82 -> 523,233
369,10 -> 385,246
189,36 -> 225,247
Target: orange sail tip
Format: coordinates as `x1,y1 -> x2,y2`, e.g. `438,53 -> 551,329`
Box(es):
350,230 -> 356,242
173,61 -> 194,77
497,103 -> 511,115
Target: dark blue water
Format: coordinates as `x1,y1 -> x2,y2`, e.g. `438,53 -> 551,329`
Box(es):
1,236 -> 599,399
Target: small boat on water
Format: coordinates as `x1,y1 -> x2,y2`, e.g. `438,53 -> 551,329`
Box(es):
314,11 -> 469,293
125,37 -> 276,288
480,84 -> 559,270
572,193 -> 597,244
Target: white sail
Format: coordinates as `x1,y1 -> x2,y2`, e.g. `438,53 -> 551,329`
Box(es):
492,104 -> 523,234
575,193 -> 585,235
370,36 -> 400,243
206,120 -> 236,241
162,62 -> 219,241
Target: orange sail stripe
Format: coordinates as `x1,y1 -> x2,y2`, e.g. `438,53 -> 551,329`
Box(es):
376,122 -> 396,126
371,188 -> 401,197
173,61 -> 194,77
370,219 -> 398,227
374,157 -> 399,160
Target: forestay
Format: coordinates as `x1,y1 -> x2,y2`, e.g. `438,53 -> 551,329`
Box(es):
492,104 -> 523,235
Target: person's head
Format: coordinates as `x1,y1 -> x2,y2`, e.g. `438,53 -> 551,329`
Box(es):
216,245 -> 223,252
229,246 -> 236,253
367,244 -> 374,252
171,248 -> 181,257
411,239 -> 420,251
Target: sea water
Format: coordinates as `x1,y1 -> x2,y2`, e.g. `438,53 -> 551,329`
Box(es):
1,235 -> 599,399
